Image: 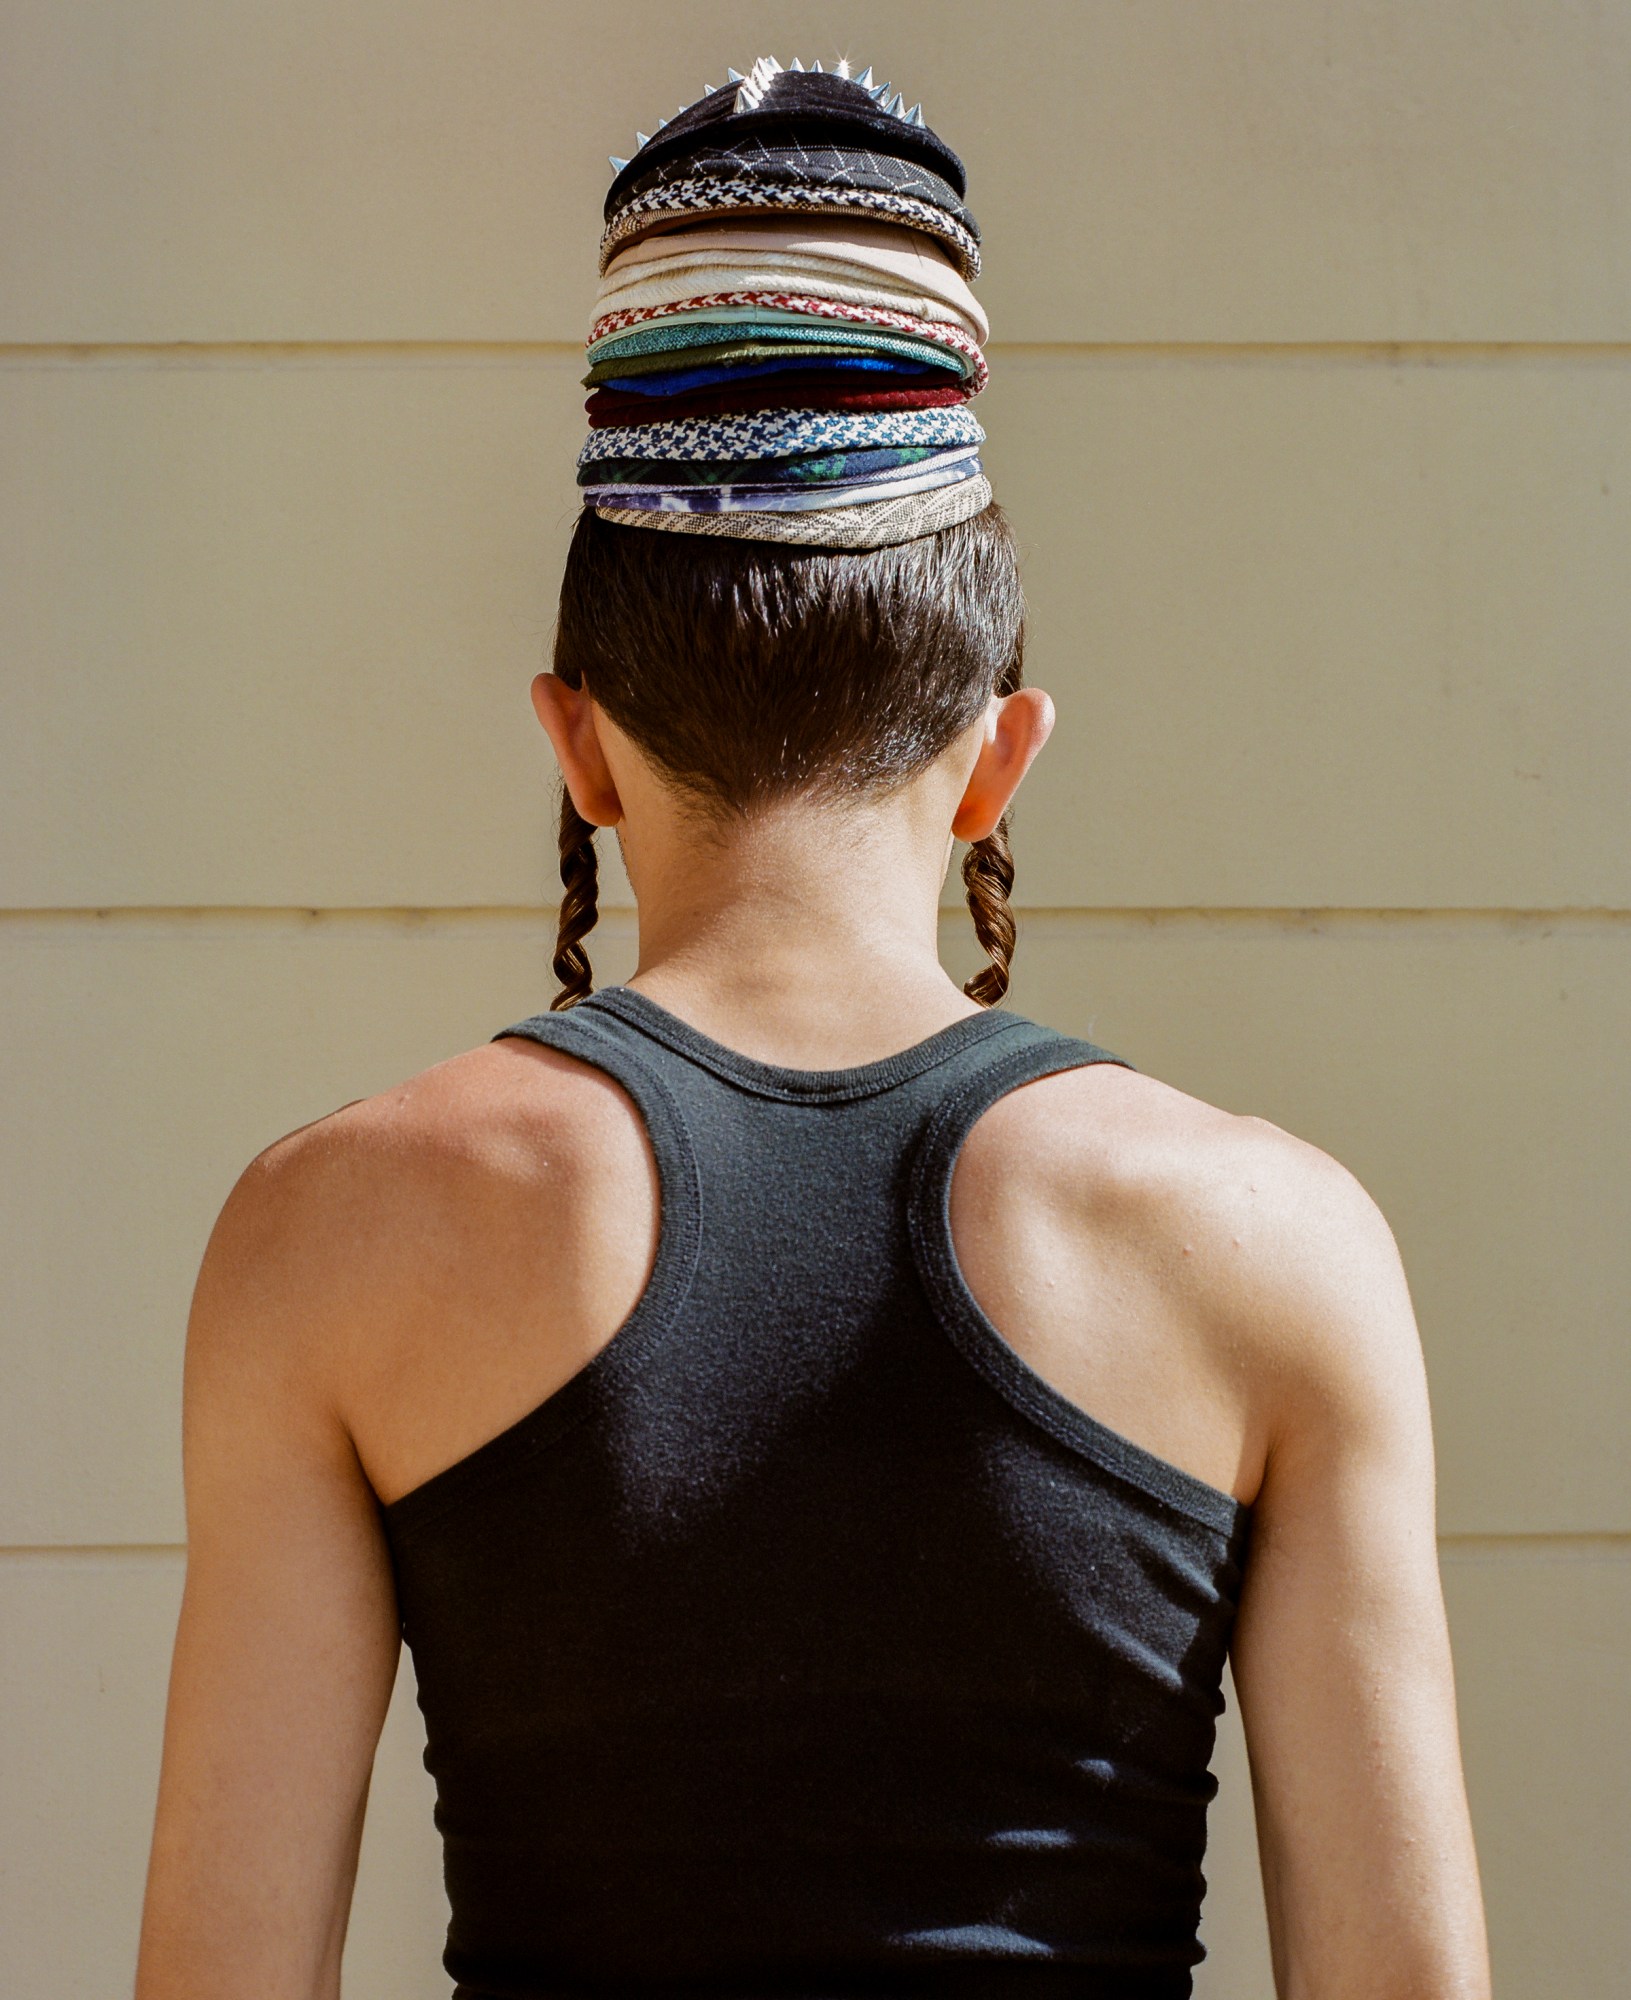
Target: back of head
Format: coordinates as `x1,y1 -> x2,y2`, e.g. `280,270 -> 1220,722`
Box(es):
553,54 -> 1017,1012
549,501 -> 1028,1010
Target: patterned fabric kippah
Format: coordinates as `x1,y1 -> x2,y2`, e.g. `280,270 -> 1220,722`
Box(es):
592,354 -> 956,395
599,183 -> 982,282
582,461 -> 983,518
612,141 -> 978,245
597,220 -> 986,337
578,405 -> 984,468
581,55 -> 993,547
582,326 -> 976,389
594,473 -> 994,548
585,295 -> 987,383
583,443 -> 968,491
585,380 -> 969,427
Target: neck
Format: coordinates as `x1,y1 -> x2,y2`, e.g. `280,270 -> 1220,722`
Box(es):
615,797 -> 981,1067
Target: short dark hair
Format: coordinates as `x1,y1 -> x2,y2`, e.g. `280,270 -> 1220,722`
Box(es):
547,503 -> 1028,1009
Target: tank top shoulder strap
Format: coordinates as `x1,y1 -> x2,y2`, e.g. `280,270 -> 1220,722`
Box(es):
902,1014 -> 1244,1539
917,1009 -> 1138,1144
906,1011 -> 1138,1268
488,994 -> 697,1156
485,995 -> 706,1316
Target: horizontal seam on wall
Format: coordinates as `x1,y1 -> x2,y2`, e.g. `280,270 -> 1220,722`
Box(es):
6,1533 -> 1624,1560
2,907 -> 1628,926
1439,1534 -> 1631,1559
4,339 -> 1631,369
0,1544 -> 187,1559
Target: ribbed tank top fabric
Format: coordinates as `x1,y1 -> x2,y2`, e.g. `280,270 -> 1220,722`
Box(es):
380,985 -> 1253,2000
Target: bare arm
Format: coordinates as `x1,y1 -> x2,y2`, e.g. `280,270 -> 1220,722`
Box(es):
135,1126 -> 402,2000
1224,1132 -> 1491,1998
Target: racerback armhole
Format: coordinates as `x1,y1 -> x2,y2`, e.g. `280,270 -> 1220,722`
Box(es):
377,1009 -> 704,1542
907,1033 -> 1252,1543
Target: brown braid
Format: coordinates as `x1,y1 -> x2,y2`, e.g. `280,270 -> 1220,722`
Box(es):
961,809 -> 1016,1006
961,652 -> 1024,1007
550,782 -> 600,1010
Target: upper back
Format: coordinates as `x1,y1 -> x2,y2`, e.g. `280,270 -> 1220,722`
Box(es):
291,982 -> 1271,1998
321,984 -> 1275,1526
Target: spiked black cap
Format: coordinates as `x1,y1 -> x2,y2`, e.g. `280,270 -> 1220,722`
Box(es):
604,57 -> 966,219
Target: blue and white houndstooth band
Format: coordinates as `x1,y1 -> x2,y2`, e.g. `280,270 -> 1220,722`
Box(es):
578,404 -> 984,469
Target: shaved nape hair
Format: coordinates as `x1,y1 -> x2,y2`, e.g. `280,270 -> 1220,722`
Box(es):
547,503 -> 1028,1010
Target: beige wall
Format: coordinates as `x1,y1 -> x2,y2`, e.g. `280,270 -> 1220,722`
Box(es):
3,4 -> 1627,1993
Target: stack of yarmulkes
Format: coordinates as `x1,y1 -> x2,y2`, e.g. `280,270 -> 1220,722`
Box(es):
578,56 -> 991,549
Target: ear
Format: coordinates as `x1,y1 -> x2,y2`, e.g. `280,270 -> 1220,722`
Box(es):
530,673 -> 624,828
950,686 -> 1056,843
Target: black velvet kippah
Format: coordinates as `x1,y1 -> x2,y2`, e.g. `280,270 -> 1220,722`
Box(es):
604,66 -> 967,220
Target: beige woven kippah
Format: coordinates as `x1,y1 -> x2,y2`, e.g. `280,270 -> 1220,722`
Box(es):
592,475 -> 991,550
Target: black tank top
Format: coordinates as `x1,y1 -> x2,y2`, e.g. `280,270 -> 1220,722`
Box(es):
381,984 -> 1252,2000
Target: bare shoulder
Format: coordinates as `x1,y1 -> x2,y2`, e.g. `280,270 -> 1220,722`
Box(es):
976,1055 -> 1423,1432
191,1031 -> 646,1384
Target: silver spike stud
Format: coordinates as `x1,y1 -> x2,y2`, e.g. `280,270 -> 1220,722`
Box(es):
834,57 -> 850,78
734,54 -> 783,112
870,81 -> 892,103
726,67 -> 744,83
789,55 -> 803,71
855,66 -> 873,89
702,80 -> 715,93
608,155 -> 628,172
635,131 -> 650,148
811,58 -> 823,72
906,103 -> 925,125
